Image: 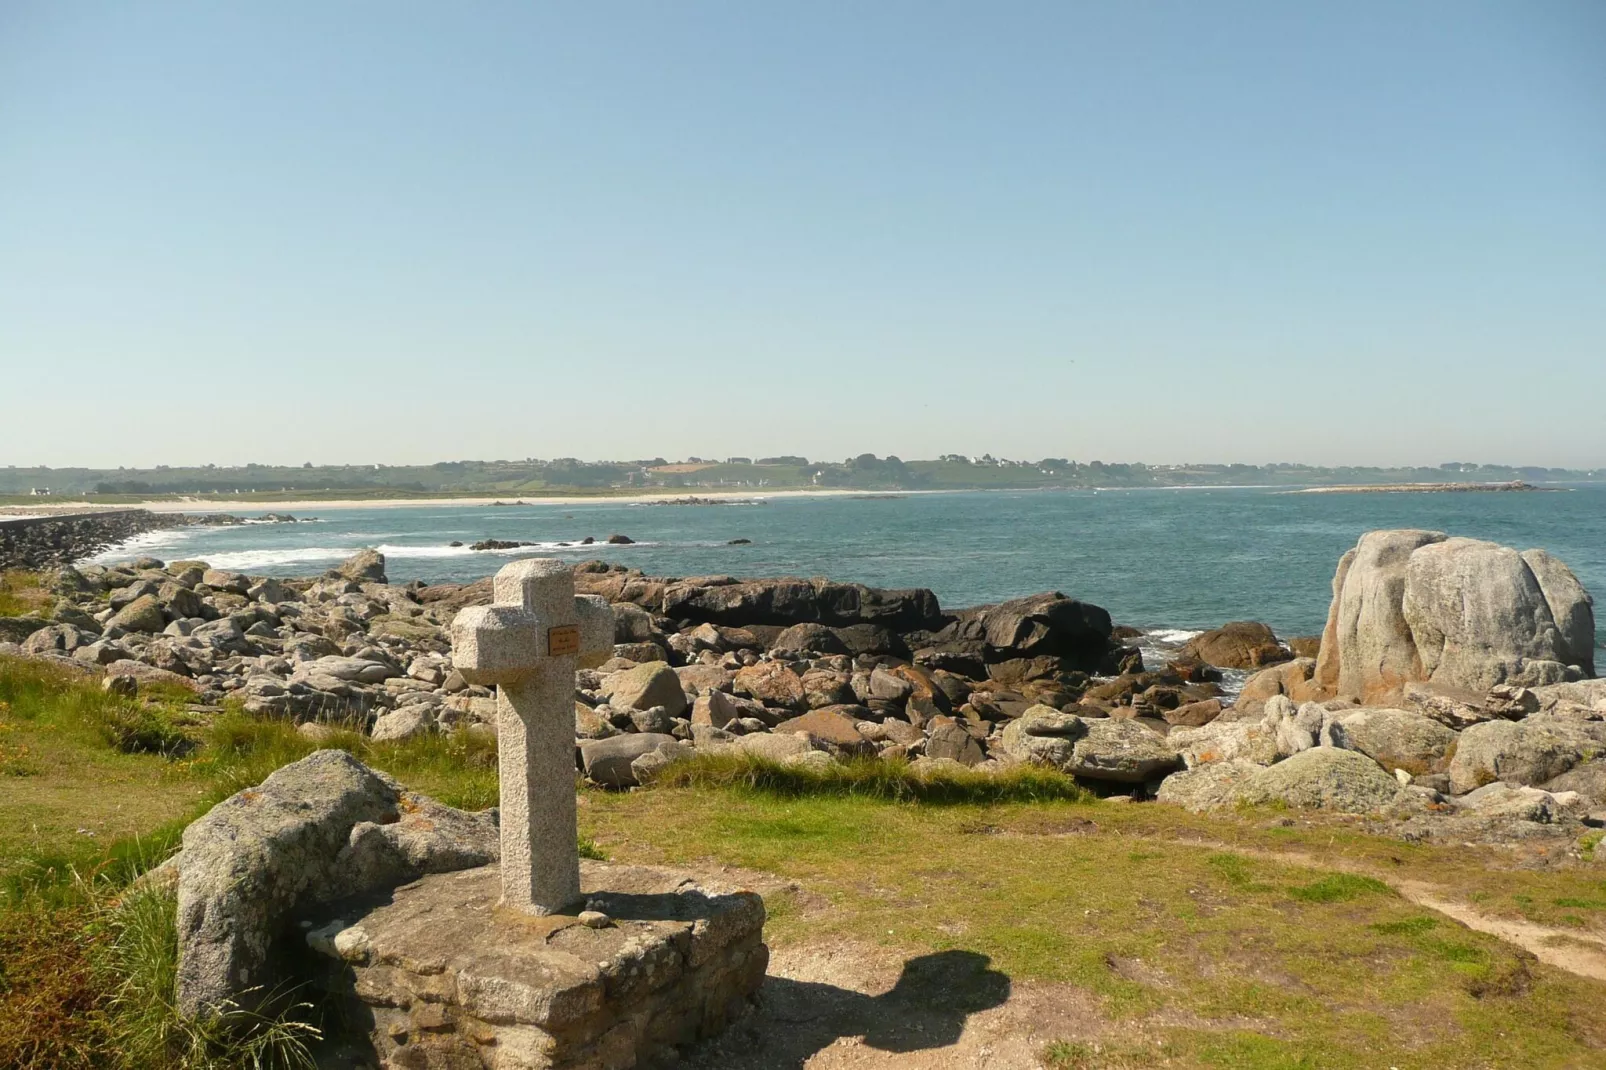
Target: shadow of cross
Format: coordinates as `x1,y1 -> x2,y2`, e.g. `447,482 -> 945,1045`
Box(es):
450,559 -> 613,915
684,950 -> 1012,1068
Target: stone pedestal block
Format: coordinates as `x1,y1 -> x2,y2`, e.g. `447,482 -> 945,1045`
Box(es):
305,861 -> 767,1069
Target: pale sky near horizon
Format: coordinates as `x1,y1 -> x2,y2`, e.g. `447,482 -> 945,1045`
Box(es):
2,2 -> 1603,470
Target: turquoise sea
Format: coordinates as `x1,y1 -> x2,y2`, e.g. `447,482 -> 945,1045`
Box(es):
99,487 -> 1606,648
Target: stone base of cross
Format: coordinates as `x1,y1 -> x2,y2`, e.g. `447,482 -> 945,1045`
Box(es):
450,560 -> 614,915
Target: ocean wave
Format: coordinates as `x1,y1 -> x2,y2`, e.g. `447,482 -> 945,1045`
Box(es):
1142,628 -> 1201,645
88,527 -> 201,562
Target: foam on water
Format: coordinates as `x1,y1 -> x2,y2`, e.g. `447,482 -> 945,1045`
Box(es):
133,540 -> 662,572
88,527 -> 201,562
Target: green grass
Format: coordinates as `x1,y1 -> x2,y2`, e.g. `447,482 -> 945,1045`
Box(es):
582,785 -> 1606,1069
0,571 -> 49,617
1286,873 -> 1395,903
4,653 -> 1606,1068
651,750 -> 1093,804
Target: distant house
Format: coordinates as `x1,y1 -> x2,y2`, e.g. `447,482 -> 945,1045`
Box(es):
29,487 -> 51,496
726,457 -> 752,465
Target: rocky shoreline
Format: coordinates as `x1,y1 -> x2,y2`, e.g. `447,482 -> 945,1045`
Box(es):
0,530 -> 1600,848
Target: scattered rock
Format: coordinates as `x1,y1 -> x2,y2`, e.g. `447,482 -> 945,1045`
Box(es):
601,662 -> 688,718
1320,707 -> 1458,776
1000,705 -> 1182,783
337,549 -> 388,584
581,733 -> 680,787
107,594 -> 166,634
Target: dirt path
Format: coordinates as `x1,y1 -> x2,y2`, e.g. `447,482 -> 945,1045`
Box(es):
1392,879 -> 1606,981
1152,838 -> 1606,983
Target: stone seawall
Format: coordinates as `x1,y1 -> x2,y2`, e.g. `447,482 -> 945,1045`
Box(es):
0,511 -> 170,570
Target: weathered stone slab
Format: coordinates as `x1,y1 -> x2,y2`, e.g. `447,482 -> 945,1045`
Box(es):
306,861 -> 767,1070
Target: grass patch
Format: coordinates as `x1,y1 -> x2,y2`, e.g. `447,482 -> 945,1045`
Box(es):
1205,851 -> 1259,888
649,751 -> 1092,804
1286,873 -> 1394,903
1370,915 -> 1439,936
0,571 -> 49,617
93,884 -> 321,1070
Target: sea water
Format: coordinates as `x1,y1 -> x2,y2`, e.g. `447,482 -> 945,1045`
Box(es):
97,486 -> 1606,650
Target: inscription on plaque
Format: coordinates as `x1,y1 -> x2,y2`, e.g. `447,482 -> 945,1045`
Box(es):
546,625 -> 580,657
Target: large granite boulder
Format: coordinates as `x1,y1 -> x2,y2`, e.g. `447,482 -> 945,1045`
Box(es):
769,622 -> 849,656
771,708 -> 873,756
1241,747 -> 1407,813
1232,658 -> 1322,717
1314,531 -> 1594,704
733,660 -> 807,710
1159,747 -> 1404,814
1447,717 -> 1606,795
1182,622 -> 1292,670
1155,759 -> 1266,811
1521,550 -> 1596,677
1530,680 -> 1606,718
174,750 -> 498,1018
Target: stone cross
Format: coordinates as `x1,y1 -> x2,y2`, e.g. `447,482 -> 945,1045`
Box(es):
450,559 -> 614,915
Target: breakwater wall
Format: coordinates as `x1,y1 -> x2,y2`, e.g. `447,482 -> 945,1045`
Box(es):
0,511 -> 171,570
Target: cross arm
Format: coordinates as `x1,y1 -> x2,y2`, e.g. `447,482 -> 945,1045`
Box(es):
450,604 -> 541,686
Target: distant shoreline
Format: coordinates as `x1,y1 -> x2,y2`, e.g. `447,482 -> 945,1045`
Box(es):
3,479 -> 1595,517
0,488 -> 937,516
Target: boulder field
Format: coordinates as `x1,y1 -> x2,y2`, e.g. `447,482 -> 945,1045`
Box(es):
0,529 -> 1599,846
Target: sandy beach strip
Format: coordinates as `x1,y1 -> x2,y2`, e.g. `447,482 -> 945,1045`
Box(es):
0,488 -> 933,517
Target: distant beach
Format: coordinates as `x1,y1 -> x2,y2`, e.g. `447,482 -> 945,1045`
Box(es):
1,488 -> 925,517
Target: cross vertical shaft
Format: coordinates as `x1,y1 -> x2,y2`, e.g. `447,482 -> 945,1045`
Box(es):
450,558 -> 615,917
493,560 -> 579,914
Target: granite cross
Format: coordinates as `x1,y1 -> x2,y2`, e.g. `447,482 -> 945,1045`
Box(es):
450,559 -> 614,915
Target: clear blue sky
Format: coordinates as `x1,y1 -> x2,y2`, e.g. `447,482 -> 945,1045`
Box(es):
3,1 -> 1603,469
